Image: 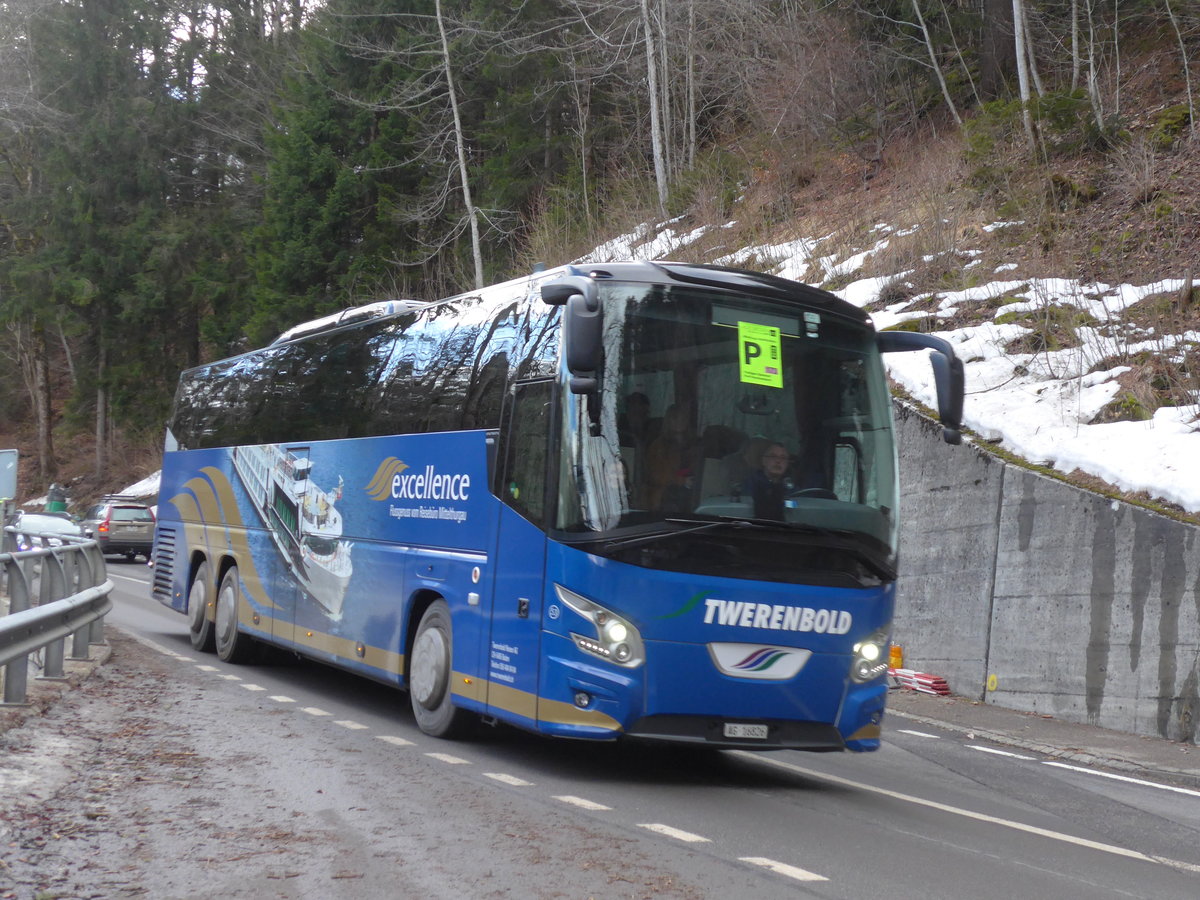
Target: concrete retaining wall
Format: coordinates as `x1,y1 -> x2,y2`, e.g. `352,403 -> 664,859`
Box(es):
893,402 -> 1200,744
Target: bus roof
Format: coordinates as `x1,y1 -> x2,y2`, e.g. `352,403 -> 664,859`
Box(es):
188,260 -> 871,377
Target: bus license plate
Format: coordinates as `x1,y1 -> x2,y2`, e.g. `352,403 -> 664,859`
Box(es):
724,723 -> 768,740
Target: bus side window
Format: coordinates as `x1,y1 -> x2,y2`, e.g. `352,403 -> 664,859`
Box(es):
499,380 -> 553,528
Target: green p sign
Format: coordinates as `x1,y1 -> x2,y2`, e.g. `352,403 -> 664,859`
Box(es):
737,322 -> 782,388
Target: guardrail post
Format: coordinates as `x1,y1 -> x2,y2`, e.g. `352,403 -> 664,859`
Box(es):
41,637 -> 67,679
79,545 -> 108,645
69,622 -> 92,660
2,557 -> 32,704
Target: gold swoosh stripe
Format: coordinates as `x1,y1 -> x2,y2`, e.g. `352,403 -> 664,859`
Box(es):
365,457 -> 408,502
201,465 -> 279,611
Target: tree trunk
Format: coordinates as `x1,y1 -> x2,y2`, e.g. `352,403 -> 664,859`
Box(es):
95,340 -> 109,479
1012,0 -> 1037,147
18,322 -> 58,486
435,0 -> 484,289
1165,0 -> 1196,140
686,0 -> 696,167
980,0 -> 1016,101
1112,0 -> 1121,118
1023,5 -> 1044,96
641,0 -> 668,214
1086,0 -> 1104,125
913,0 -> 962,126
1070,0 -> 1081,89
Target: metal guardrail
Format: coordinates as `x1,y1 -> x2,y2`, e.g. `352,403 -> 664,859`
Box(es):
0,528 -> 113,705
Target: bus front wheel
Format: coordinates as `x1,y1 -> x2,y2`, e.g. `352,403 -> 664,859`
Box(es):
187,561 -> 215,652
214,566 -> 255,664
409,600 -> 472,738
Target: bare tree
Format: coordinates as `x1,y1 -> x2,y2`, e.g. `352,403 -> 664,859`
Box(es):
1165,0 -> 1195,140
435,0 -> 484,288
640,0 -> 668,212
912,0 -> 962,126
1012,0 -> 1037,146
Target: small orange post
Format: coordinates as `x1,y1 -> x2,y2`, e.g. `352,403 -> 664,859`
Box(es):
889,644 -> 903,668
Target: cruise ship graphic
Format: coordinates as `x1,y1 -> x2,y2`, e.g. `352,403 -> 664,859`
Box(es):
232,444 -> 353,618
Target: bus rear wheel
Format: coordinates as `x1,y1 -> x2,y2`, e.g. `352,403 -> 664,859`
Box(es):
409,600 -> 473,738
187,561 -> 215,652
214,565 -> 255,664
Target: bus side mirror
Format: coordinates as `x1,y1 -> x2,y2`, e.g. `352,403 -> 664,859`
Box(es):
877,330 -> 965,445
542,275 -> 603,435
541,276 -> 602,396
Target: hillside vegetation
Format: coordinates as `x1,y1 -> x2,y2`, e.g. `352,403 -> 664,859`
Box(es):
1,1 -> 1197,510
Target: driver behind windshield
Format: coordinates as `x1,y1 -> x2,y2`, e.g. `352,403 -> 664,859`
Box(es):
743,442 -> 793,520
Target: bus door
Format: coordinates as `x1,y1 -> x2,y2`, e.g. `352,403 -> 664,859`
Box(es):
485,380 -> 553,725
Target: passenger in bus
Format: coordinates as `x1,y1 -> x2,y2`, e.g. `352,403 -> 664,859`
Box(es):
723,436 -> 772,492
645,402 -> 696,509
743,442 -> 793,520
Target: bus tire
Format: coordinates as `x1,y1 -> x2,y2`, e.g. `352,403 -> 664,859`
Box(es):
409,600 -> 472,738
187,561 -> 215,652
214,565 -> 255,664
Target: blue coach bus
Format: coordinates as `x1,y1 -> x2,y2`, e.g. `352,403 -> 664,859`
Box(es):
152,261 -> 962,751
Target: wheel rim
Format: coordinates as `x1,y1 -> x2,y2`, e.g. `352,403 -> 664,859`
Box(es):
187,577 -> 207,633
215,579 -> 237,645
411,626 -> 448,709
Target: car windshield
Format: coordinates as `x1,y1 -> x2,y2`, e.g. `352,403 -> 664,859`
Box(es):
553,280 -> 898,578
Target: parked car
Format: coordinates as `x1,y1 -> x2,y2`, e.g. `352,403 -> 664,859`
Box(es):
81,496 -> 156,561
6,510 -> 86,550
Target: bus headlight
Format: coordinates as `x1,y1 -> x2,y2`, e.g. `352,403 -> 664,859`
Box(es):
555,584 -> 645,668
851,627 -> 890,683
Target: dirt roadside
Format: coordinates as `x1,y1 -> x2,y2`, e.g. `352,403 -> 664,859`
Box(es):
0,633 -> 727,900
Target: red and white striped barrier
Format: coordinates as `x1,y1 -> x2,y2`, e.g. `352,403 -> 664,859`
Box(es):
888,667 -> 951,696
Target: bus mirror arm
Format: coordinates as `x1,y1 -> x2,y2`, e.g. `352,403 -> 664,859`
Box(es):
877,331 -> 965,445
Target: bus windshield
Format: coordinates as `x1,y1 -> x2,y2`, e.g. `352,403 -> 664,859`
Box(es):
555,281 -> 898,575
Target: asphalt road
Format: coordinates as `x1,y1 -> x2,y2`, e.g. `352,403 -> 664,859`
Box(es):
2,561 -> 1198,899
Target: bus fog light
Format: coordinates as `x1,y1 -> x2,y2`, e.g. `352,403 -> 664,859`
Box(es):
555,584 -> 644,669
574,691 -> 591,708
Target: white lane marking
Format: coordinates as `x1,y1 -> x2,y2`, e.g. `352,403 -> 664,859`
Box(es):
638,823 -> 711,843
335,720 -> 368,730
269,695 -> 296,703
484,773 -> 532,786
554,795 -> 611,811
896,729 -> 941,739
239,683 -> 266,692
217,673 -> 242,681
732,750 -> 1200,874
740,857 -> 828,882
426,752 -> 470,765
107,572 -> 152,586
1043,761 -> 1200,798
377,735 -> 415,747
195,665 -> 219,672
969,745 -> 1036,760
300,707 -> 331,717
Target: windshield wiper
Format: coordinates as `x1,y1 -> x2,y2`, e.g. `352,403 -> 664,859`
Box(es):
603,514 -> 857,553
717,515 -> 847,540
603,517 -> 769,551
